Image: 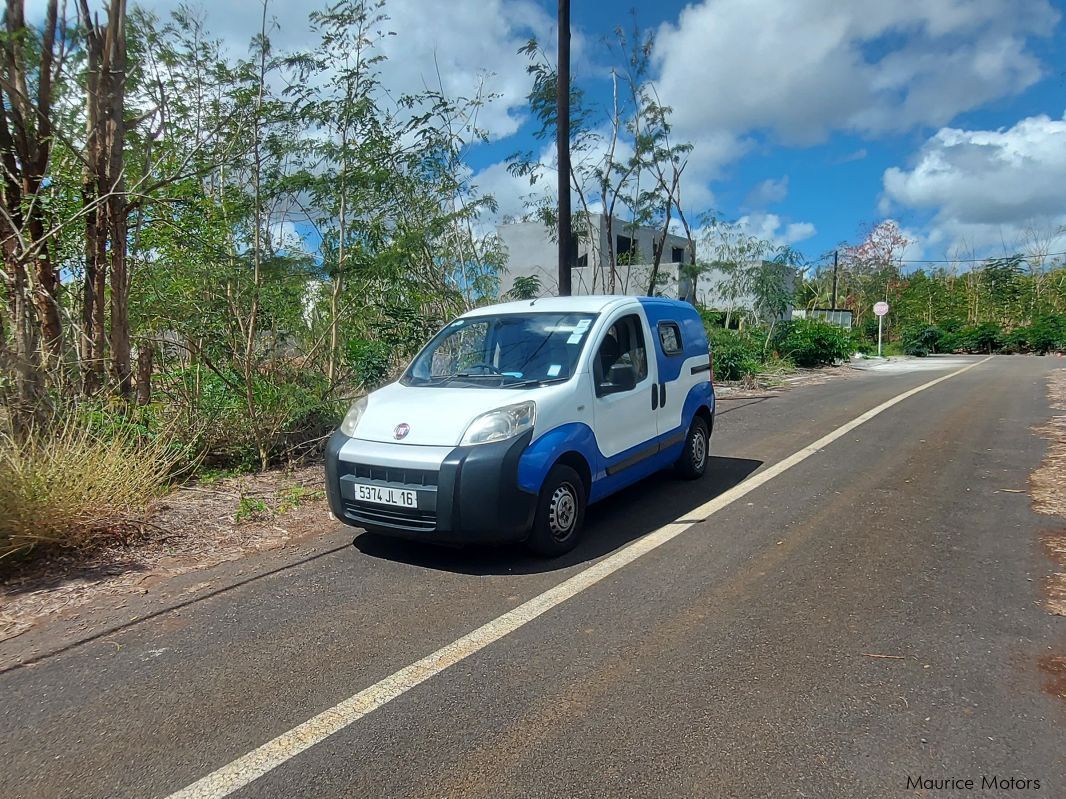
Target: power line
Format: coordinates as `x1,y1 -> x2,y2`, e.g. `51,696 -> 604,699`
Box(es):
820,251 -> 1066,266
896,251 -> 1066,264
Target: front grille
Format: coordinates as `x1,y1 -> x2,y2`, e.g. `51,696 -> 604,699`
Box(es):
342,462 -> 438,487
344,501 -> 436,532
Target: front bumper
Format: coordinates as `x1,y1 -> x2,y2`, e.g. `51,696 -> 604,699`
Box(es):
324,429 -> 537,543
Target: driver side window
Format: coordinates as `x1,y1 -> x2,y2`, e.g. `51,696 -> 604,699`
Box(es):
427,321 -> 490,378
595,314 -> 648,397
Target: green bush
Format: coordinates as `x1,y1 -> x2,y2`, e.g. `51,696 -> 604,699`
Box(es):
345,338 -> 391,387
902,325 -> 944,357
698,308 -> 727,329
1012,315 -> 1066,354
707,328 -> 763,380
772,319 -> 853,367
850,330 -> 874,355
946,322 -> 1004,354
160,364 -> 341,469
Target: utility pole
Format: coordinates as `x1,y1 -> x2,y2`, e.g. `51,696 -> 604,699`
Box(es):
831,249 -> 839,309
556,0 -> 572,296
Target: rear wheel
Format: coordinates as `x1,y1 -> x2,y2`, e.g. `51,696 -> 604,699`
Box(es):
527,464 -> 586,557
674,416 -> 709,479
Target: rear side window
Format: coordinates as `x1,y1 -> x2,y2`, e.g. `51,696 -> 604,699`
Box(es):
658,321 -> 683,356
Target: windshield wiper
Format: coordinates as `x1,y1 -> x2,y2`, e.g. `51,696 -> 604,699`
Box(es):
507,376 -> 568,388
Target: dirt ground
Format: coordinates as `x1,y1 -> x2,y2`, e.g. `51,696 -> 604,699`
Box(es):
0,464 -> 330,647
1032,366 -> 1066,617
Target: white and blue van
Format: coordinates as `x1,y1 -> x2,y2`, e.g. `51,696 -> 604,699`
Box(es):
325,295 -> 715,556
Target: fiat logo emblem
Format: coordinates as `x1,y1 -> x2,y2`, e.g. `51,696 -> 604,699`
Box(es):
393,423 -> 410,440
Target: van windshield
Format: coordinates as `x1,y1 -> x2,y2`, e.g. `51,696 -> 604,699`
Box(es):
401,312 -> 599,388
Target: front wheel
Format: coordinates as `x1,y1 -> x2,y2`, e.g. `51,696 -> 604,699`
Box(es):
526,464 -> 586,557
674,416 -> 709,479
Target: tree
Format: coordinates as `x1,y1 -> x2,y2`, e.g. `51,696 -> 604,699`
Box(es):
0,0 -> 64,429
79,0 -> 131,396
287,0 -> 393,385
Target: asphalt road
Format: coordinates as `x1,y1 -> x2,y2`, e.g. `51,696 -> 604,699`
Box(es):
2,355 -> 1064,799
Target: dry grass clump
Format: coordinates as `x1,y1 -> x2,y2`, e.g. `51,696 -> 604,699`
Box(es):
1032,367 -> 1066,514
0,420 -> 181,563
1032,367 -> 1066,615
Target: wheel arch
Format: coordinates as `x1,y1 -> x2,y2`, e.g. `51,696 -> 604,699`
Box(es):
552,450 -> 592,498
694,403 -> 713,433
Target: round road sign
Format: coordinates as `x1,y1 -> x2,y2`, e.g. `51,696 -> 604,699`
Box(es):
874,301 -> 890,317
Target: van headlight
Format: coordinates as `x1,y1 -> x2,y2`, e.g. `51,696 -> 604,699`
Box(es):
339,396 -> 368,437
460,401 -> 535,446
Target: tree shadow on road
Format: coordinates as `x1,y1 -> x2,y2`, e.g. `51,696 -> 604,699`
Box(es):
351,455 -> 763,575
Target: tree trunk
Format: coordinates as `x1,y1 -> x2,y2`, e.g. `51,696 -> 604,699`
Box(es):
135,342 -> 153,406
0,0 -> 62,425
645,201 -> 672,297
81,36 -> 105,394
30,230 -> 63,365
105,0 -> 130,397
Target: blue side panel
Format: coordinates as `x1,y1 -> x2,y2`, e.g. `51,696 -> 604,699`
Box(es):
516,382 -> 715,505
590,452 -> 675,502
683,380 -> 715,424
517,423 -> 600,495
637,297 -> 709,381
613,382 -> 714,491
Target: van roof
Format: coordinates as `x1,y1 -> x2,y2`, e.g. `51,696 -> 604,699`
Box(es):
462,295 -> 697,318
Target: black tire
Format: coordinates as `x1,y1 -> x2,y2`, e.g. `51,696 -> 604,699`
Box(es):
674,416 -> 710,479
526,464 -> 586,557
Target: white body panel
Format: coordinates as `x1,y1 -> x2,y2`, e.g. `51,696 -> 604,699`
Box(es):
655,353 -> 710,435
587,303 -> 659,458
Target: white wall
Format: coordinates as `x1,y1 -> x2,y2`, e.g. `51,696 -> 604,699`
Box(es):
496,215 -> 691,298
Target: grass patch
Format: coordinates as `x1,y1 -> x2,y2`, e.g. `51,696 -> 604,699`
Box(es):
234,495 -> 271,524
278,485 -> 324,513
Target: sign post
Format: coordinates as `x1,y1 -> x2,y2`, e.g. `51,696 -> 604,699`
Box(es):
874,301 -> 889,356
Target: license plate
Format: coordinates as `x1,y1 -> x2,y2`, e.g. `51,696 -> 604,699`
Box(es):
353,483 -> 417,508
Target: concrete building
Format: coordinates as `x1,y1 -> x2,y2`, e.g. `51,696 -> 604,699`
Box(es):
496,216 -> 796,321
496,214 -> 692,299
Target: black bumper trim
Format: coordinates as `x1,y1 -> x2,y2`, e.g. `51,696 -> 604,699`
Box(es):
325,429 -> 537,543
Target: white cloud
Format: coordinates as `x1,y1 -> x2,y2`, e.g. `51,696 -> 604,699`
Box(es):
743,176 -> 789,208
882,112 -> 1066,253
72,0 -> 552,141
652,0 -> 1057,180
737,213 -> 816,246
471,155 -> 553,226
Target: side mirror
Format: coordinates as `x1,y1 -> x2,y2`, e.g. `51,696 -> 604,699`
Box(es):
597,362 -> 637,396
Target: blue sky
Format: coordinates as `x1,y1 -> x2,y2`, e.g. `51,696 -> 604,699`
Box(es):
458,0 -> 1066,269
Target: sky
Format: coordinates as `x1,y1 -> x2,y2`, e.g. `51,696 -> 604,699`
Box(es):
54,0 -> 1066,269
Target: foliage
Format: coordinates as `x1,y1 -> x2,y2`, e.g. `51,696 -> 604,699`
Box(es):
696,215 -> 798,327
802,220 -> 1066,356
0,0 -> 504,465
943,323 -> 1005,355
345,339 -> 392,387
1006,314 -> 1066,354
278,485 -> 324,513
234,495 -> 271,524
508,275 -> 542,300
707,327 -> 764,381
158,365 -> 341,469
902,326 -> 944,357
772,319 -> 853,367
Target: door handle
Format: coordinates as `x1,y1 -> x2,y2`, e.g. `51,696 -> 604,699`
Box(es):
651,383 -> 658,410
659,382 -> 666,407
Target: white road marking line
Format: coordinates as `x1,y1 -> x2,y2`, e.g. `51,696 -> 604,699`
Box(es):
164,355 -> 993,799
